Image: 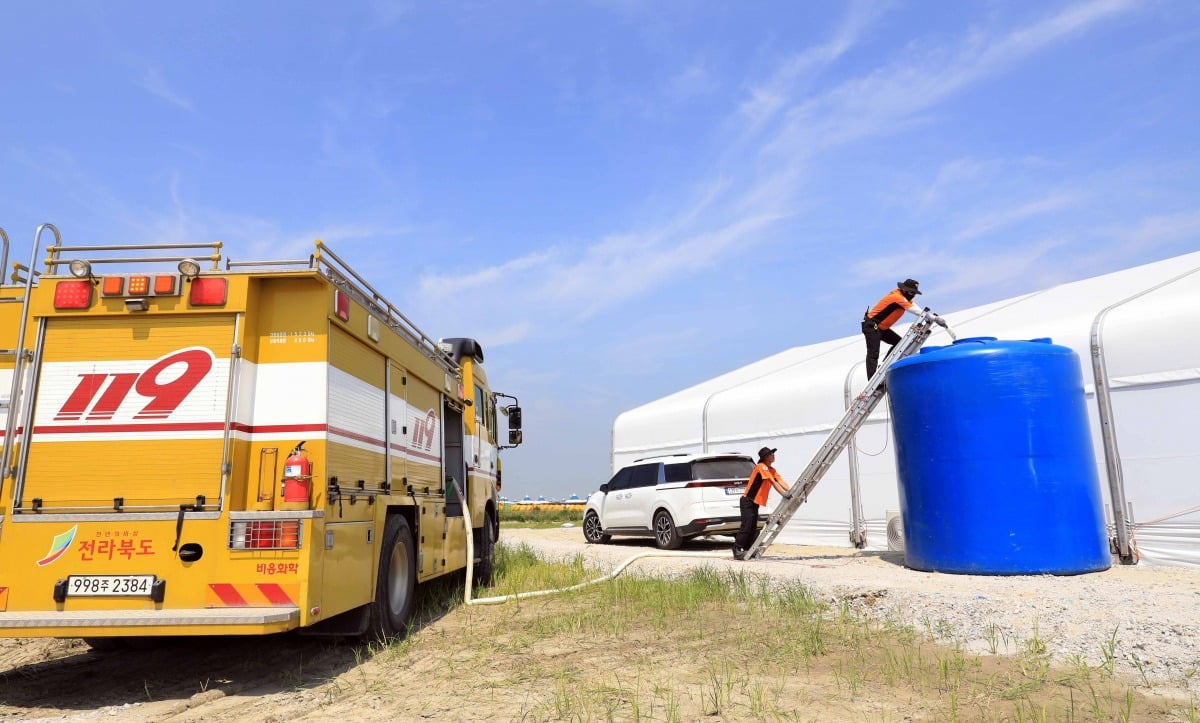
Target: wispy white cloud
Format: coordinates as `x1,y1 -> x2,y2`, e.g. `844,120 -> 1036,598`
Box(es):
854,235 -> 1073,298
763,0 -> 1138,161
1120,208 -> 1200,248
483,321 -> 533,347
667,61 -> 717,99
136,66 -> 195,112
550,210 -> 787,320
738,0 -> 884,129
951,193 -> 1081,242
368,0 -> 411,28
418,250 -> 555,298
914,158 -> 991,211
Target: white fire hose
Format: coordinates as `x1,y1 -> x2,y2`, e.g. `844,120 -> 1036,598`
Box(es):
461,493 -> 730,606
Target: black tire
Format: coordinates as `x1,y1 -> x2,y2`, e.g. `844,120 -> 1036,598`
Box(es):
473,511 -> 496,589
84,637 -> 128,652
365,514 -> 417,642
583,510 -> 610,544
654,510 -> 682,550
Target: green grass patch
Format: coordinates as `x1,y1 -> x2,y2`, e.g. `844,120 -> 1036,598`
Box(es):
497,504 -> 583,527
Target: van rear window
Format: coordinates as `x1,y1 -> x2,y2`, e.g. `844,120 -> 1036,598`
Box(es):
690,458 -> 755,481
663,463 -> 690,483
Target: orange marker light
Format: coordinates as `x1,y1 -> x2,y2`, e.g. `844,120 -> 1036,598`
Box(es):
153,275 -> 177,294
101,276 -> 124,296
127,276 -> 150,295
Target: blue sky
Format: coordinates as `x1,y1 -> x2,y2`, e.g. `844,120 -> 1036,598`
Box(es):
4,1 -> 1199,499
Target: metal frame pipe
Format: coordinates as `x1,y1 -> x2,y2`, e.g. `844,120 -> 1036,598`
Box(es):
1090,264 -> 1200,564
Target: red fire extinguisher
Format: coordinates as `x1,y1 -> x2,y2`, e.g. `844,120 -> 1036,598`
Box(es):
282,441 -> 312,508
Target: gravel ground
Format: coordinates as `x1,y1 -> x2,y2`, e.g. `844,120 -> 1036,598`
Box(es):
502,526 -> 1200,696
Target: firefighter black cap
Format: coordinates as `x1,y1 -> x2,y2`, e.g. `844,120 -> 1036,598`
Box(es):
758,446 -> 777,462
898,278 -> 922,294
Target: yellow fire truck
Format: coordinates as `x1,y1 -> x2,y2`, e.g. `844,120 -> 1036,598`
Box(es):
0,224 -> 522,641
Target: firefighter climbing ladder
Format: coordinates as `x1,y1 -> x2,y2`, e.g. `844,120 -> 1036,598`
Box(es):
743,313 -> 939,560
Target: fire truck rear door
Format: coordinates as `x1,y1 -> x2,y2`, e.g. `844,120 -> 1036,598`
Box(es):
15,314 -> 236,512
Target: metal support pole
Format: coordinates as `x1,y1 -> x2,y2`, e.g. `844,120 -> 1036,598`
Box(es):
1090,264 -> 1200,564
843,362 -> 867,548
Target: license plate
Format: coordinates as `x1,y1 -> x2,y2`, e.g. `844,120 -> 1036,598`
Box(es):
725,486 -> 744,495
66,575 -> 156,597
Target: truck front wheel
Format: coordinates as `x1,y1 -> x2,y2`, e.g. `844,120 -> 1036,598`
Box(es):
473,511 -> 496,589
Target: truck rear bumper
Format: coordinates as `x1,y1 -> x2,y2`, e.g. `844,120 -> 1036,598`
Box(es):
0,607 -> 300,636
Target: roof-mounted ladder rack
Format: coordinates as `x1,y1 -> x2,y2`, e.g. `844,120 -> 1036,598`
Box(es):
223,241 -> 456,373
308,241 -> 456,374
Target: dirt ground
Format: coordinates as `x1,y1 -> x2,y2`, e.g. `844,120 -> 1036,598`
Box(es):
0,529 -> 1197,721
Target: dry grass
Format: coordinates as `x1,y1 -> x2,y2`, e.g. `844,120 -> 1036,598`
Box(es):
333,543 -> 1197,721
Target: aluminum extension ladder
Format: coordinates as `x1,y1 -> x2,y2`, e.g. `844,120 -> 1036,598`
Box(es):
743,313 -> 939,560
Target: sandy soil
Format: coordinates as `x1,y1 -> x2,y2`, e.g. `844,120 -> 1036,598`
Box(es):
0,528 -> 1196,721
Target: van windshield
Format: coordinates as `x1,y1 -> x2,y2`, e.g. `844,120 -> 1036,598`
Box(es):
691,458 -> 755,481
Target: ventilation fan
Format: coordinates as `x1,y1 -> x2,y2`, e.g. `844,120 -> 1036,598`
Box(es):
885,509 -> 905,552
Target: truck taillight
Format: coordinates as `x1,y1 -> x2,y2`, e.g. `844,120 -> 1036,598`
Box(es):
189,277 -> 227,306
127,275 -> 150,295
334,290 -> 350,321
53,280 -> 94,309
229,520 -> 302,550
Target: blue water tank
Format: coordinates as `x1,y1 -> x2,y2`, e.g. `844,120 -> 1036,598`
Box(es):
886,337 -> 1110,575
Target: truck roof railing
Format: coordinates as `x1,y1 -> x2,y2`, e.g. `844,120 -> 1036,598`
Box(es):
37,233 -> 456,374
310,240 -> 456,373
43,241 -> 224,273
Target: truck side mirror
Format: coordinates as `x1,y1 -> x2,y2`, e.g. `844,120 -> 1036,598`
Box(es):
507,405 -> 522,430
508,429 -> 523,446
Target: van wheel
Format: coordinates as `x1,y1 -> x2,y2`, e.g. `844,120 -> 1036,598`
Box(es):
365,514 -> 416,642
583,511 -> 610,544
473,511 -> 496,589
654,510 -> 682,550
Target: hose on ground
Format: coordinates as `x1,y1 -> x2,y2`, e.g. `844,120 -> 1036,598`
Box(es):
461,488 -> 731,606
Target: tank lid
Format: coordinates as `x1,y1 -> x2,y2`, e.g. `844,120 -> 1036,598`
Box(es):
892,336 -> 1072,371
952,336 -> 998,345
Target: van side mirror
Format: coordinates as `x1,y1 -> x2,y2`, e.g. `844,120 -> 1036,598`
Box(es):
507,405 -> 522,430
507,429 -> 523,446
599,483 -> 609,494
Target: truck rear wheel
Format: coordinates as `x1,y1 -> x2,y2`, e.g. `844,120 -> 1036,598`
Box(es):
366,514 -> 416,642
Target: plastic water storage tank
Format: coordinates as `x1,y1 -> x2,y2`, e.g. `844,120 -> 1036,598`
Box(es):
886,337 -> 1110,575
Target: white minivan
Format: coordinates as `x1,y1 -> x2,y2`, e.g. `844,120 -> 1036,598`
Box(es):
582,453 -> 758,549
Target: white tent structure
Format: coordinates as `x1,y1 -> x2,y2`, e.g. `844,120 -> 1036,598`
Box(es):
612,251 -> 1200,568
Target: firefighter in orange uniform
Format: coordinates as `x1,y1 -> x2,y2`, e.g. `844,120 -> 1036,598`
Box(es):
862,278 -> 946,379
733,447 -> 791,560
